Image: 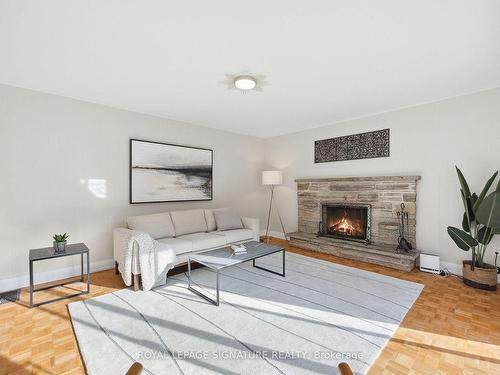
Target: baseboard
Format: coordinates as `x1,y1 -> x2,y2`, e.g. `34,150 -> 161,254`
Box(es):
2,249 -> 494,294
260,230 -> 287,240
261,232 -> 500,283
440,261 -> 462,276
441,261 -> 500,282
0,259 -> 115,293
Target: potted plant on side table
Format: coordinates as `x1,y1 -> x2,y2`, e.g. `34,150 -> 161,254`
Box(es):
53,233 -> 69,253
447,167 -> 500,290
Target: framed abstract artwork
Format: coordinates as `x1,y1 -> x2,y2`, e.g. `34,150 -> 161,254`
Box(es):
130,139 -> 213,203
314,128 -> 390,163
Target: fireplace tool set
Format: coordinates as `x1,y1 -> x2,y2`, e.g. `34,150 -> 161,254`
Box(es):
396,203 -> 413,252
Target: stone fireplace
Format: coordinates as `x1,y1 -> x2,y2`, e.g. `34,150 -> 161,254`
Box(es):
289,176 -> 421,271
320,203 -> 371,244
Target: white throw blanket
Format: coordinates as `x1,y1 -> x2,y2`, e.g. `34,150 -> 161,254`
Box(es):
115,229 -> 176,291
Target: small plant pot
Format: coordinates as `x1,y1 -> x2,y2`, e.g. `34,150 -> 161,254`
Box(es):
53,241 -> 67,253
462,260 -> 498,291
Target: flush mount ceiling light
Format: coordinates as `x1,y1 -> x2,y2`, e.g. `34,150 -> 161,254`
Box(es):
221,73 -> 269,92
234,75 -> 257,91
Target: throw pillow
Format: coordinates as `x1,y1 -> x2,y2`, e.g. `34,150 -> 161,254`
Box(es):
213,210 -> 244,231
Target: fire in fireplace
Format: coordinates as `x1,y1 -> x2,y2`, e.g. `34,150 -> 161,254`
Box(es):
320,203 -> 371,244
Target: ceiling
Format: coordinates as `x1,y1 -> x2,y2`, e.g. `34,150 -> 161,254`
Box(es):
1,1 -> 499,138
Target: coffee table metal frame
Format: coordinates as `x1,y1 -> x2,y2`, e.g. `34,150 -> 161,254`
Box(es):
187,242 -> 285,306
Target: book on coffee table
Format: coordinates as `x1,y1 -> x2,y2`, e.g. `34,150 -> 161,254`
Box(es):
230,244 -> 247,254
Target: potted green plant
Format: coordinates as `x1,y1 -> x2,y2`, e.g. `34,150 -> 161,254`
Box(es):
447,167 -> 500,290
53,233 -> 69,253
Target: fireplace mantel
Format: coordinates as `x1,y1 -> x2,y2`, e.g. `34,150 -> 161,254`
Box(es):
295,175 -> 421,183
289,175 -> 421,271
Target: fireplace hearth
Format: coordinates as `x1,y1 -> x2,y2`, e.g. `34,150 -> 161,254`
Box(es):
320,203 -> 371,244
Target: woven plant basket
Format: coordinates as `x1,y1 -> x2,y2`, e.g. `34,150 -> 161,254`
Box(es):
462,260 -> 497,291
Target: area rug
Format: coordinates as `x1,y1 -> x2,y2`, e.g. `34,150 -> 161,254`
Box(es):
0,289 -> 20,305
69,252 -> 423,375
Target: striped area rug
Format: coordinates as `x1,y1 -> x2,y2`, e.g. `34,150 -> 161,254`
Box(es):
69,252 -> 423,375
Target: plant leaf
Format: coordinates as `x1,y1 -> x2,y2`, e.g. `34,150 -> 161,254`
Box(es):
470,193 -> 478,220
461,190 -> 475,222
477,226 -> 494,245
447,226 -> 478,251
471,193 -> 478,207
476,191 -> 500,229
456,166 -> 471,198
462,212 -> 470,232
473,171 -> 498,213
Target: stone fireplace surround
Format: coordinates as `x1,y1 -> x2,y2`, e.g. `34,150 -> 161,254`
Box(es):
289,176 -> 420,271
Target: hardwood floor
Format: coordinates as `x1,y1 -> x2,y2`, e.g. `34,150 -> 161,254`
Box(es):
287,243 -> 500,375
1,238 -> 499,374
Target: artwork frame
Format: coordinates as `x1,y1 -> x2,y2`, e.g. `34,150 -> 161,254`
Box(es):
129,139 -> 213,204
314,128 -> 390,163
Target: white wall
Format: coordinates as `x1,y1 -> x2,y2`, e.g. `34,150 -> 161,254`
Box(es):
264,88 -> 500,267
0,84 -> 266,290
2,84 -> 499,291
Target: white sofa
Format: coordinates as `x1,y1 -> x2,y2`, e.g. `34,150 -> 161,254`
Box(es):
113,208 -> 259,289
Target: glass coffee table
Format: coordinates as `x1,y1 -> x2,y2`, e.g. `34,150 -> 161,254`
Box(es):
187,241 -> 285,306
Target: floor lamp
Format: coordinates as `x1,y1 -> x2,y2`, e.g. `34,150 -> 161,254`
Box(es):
262,170 -> 288,243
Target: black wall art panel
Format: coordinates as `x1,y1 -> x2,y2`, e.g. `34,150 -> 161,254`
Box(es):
314,129 -> 390,163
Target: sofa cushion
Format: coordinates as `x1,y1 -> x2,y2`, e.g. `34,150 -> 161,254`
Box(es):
213,210 -> 244,231
157,237 -> 193,255
126,212 -> 175,240
214,229 -> 254,243
204,208 -> 229,231
170,209 -> 207,236
177,232 -> 227,251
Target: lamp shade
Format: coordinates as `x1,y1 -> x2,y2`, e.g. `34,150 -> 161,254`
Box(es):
262,170 -> 283,185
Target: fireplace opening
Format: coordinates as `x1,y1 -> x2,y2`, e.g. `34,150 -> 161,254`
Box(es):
320,203 -> 371,244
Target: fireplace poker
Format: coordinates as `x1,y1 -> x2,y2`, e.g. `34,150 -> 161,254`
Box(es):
396,202 -> 413,252
405,211 -> 410,240
397,211 -> 401,239
400,203 -> 405,241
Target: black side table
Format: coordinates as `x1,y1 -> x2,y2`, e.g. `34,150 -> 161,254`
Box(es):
29,243 -> 90,307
